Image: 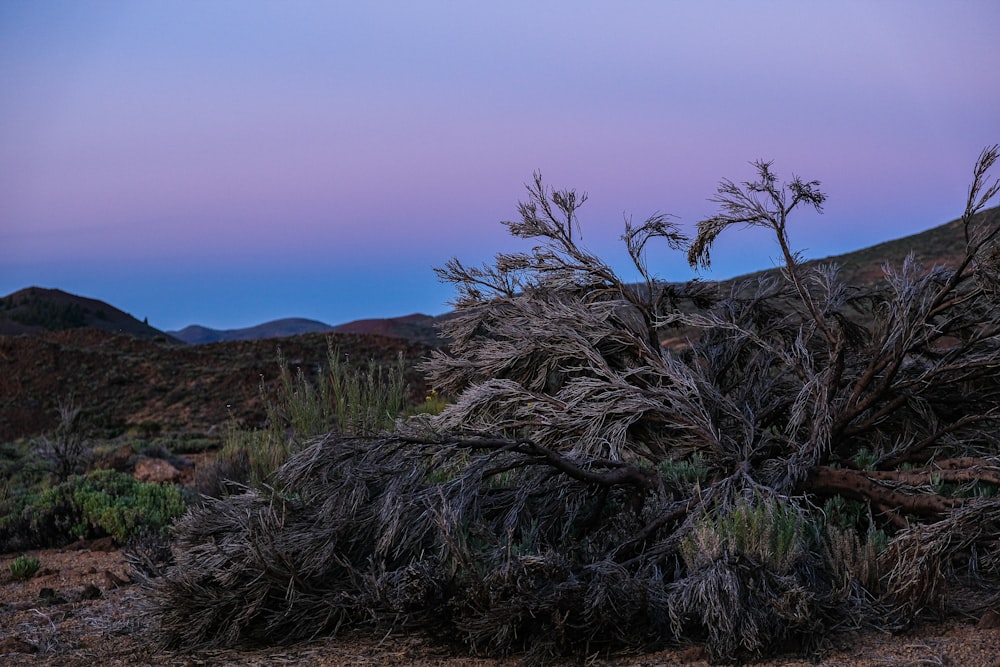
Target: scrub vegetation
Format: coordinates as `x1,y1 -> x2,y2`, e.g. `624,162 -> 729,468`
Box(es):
0,343 -> 417,554
196,342 -> 409,493
0,468 -> 187,552
137,145 -> 1000,662
7,554 -> 41,581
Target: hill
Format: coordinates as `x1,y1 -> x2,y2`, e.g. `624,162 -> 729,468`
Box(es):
739,206 -> 997,285
169,313 -> 448,346
0,329 -> 433,443
332,313 -> 449,346
169,318 -> 336,344
0,287 -> 178,341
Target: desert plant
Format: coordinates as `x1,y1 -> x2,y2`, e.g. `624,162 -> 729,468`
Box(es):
198,341 -> 409,494
8,554 -> 41,581
148,147 -> 1000,662
265,341 -> 407,438
35,395 -> 91,481
1,469 -> 185,549
405,387 -> 450,417
123,528 -> 175,579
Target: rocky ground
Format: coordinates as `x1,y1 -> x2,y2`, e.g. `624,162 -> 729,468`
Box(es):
3,544 -> 1000,666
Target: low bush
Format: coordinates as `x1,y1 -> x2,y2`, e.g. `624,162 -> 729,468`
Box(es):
124,528 -> 175,579
8,554 -> 41,581
0,469 -> 185,551
164,434 -> 219,455
34,396 -> 92,481
194,340 -> 410,496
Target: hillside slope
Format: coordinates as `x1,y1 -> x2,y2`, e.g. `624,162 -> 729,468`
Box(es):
737,206 -> 998,285
169,318 -> 336,344
0,329 -> 432,442
0,287 -> 178,341
332,313 -> 449,346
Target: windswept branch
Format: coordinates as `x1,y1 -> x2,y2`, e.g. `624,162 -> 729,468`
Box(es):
805,465 -> 961,520
398,433 -> 662,490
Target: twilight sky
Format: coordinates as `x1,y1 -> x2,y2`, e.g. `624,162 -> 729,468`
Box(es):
2,2 -> 998,331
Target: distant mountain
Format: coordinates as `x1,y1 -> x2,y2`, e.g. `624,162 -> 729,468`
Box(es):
332,313 -> 448,346
0,287 -> 179,342
5,206 -> 995,348
169,313 -> 448,346
169,318 -> 336,344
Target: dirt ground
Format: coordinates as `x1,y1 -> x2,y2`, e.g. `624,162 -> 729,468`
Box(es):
3,544 -> 1000,666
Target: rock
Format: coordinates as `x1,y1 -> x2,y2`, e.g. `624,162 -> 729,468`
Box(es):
92,444 -> 136,472
38,587 -> 66,605
78,584 -> 101,600
68,536 -> 117,552
978,608 -> 1000,629
104,569 -> 130,588
133,457 -> 180,483
89,536 -> 117,552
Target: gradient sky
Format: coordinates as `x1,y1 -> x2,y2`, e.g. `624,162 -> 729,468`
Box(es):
2,2 -> 998,331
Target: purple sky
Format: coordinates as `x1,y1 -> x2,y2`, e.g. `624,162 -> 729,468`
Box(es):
2,2 -> 998,331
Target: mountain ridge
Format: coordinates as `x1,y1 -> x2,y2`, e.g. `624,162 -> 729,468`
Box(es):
169,318 -> 336,344
167,313 -> 449,346
1,206 -> 996,443
0,286 -> 181,342
4,206 -> 996,347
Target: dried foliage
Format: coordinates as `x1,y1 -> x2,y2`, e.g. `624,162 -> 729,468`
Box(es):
34,395 -> 91,481
149,148 -> 1000,663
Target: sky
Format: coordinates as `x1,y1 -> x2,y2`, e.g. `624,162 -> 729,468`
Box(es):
2,2 -> 998,331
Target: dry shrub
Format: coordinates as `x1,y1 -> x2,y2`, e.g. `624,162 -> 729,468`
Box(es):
145,431 -> 879,663
880,498 -> 1000,618
146,148 -> 1000,663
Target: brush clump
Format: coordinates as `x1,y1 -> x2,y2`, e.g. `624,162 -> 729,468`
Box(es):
145,147 -> 1000,664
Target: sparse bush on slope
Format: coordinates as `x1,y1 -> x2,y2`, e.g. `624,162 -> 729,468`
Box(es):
147,146 -> 1000,663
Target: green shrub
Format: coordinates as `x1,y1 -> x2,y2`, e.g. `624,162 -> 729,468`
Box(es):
198,340 -> 410,494
658,452 -> 708,488
267,341 -> 407,438
216,428 -> 286,490
8,554 -> 41,581
679,495 -> 816,573
1,470 -> 185,550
